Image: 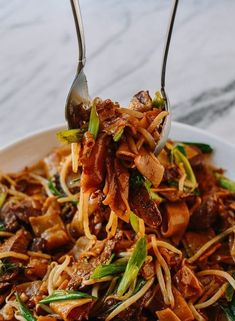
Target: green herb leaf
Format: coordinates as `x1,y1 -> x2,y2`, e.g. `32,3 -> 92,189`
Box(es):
221,296 -> 235,321
40,290 -> 95,305
182,142 -> 213,154
0,193 -> 7,209
226,272 -> 235,302
117,237 -> 147,296
16,293 -> 36,321
216,175 -> 235,193
0,260 -> 17,276
88,101 -> 100,140
48,178 -> 65,198
57,129 -> 85,144
0,222 -> 5,231
113,128 -> 124,142
91,261 -> 127,279
175,144 -> 186,156
172,148 -> 197,191
144,179 -> 164,203
133,278 -> 146,294
152,91 -> 165,109
130,211 -> 139,234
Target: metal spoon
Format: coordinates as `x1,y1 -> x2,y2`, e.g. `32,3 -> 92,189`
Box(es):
65,0 -> 90,129
154,0 -> 179,155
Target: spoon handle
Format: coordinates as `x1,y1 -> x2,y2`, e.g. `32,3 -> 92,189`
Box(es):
70,0 -> 86,73
161,0 -> 179,94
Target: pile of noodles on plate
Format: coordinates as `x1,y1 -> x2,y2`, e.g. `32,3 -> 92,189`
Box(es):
0,90 -> 235,321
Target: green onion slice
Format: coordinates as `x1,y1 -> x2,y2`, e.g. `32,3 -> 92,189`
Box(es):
91,260 -> 127,279
88,100 -> 100,139
16,293 -> 36,321
57,129 -> 85,144
117,237 -> 147,296
40,290 -> 95,304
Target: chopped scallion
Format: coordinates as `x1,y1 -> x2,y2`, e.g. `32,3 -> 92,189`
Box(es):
57,129 -> 85,144
40,290 -> 95,304
88,101 -> 100,139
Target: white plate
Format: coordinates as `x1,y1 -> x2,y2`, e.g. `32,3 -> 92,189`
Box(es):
0,122 -> 235,179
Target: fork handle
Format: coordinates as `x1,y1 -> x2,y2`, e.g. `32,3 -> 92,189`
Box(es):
161,0 -> 179,95
70,0 -> 86,73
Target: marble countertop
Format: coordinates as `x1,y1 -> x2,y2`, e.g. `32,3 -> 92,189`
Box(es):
0,0 -> 235,148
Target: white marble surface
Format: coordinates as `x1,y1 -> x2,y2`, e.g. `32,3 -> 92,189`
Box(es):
0,0 -> 235,148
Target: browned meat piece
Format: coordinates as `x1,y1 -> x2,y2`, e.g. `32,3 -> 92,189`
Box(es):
0,229 -> 31,254
0,282 -> 11,293
183,229 -> 216,256
80,134 -> 110,192
15,281 -> 42,308
141,260 -> 155,280
68,234 -> 121,290
30,238 -> 46,252
174,264 -> 203,300
103,155 -> 130,222
0,269 -> 19,294
159,247 -> 182,268
0,200 -> 41,232
66,101 -> 90,129
190,194 -> 219,230
129,90 -> 152,112
193,163 -> 218,195
129,186 -> 162,228
96,99 -> 123,130
25,257 -> 49,280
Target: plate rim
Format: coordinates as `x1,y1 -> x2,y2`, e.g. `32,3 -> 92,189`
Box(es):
1,121 -> 235,153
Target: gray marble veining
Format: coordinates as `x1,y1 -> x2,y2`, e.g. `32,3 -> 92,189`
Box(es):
0,0 -> 235,147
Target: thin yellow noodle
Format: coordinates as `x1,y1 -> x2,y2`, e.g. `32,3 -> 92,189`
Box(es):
92,285 -> 100,298
119,108 -> 144,118
27,251 -> 51,259
71,143 -> 79,173
126,135 -> 138,154
83,276 -> 113,286
7,188 -> 30,199
106,279 -> 137,302
105,278 -> 154,321
230,232 -> 235,262
137,127 -> 156,150
71,189 -> 84,234
197,270 -> 235,290
151,236 -> 174,308
106,211 -> 118,239
178,163 -> 186,191
60,155 -> 73,196
0,231 -> 14,237
155,241 -> 182,257
188,302 -> 207,321
138,218 -> 145,238
47,256 -> 70,294
148,111 -> 169,133
57,194 -> 79,203
151,187 -> 176,192
136,111 -> 169,150
188,226 -> 235,263
0,173 -> 16,186
0,252 -> 28,260
194,283 -> 227,309
29,173 -> 53,197
155,261 -> 170,305
83,192 -> 96,240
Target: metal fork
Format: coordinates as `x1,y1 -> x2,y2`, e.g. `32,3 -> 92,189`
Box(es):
65,0 -> 90,129
65,0 -> 179,155
154,0 -> 179,155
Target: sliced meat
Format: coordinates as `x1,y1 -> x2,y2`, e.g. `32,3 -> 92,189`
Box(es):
0,200 -> 41,232
68,233 -> 121,290
24,257 -> 49,280
103,155 -> 130,222
15,281 -> 42,308
129,186 -> 162,228
0,229 -> 31,254
80,134 -> 110,192
190,194 -> 219,230
129,90 -> 152,112
174,264 -> 203,300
